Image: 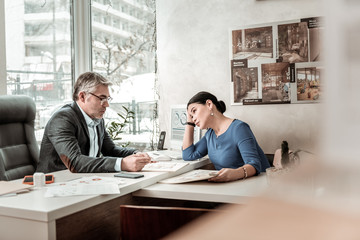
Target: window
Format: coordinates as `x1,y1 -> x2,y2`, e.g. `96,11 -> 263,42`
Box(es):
4,0 -> 73,143
0,0 -> 158,150
93,11 -> 100,23
102,15 -> 109,25
112,18 -> 120,28
91,0 -> 157,150
121,5 -> 128,13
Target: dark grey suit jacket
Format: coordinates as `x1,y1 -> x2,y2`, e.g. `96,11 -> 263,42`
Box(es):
37,102 -> 136,173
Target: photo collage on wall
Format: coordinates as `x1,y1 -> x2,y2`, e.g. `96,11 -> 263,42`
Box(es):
230,17 -> 323,105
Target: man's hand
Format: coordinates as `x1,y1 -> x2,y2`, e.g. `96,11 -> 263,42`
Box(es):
121,152 -> 151,172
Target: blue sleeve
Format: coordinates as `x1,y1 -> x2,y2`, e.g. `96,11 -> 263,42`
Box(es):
182,134 -> 208,161
235,123 -> 262,174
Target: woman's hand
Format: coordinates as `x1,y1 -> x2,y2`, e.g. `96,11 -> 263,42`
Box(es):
182,112 -> 196,150
186,110 -> 191,120
186,113 -> 195,125
209,165 -> 256,182
208,168 -> 242,182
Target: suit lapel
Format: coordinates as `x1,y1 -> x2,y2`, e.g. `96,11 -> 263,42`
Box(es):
71,102 -> 90,140
96,120 -> 105,157
71,102 -> 106,157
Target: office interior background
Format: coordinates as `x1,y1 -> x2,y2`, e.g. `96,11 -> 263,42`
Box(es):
1,0 -> 359,190
2,0 -> 360,238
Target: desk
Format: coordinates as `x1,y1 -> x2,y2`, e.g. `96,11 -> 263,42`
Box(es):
0,158 -> 209,240
133,173 -> 268,204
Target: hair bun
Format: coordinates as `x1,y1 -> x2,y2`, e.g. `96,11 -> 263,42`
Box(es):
218,100 -> 226,113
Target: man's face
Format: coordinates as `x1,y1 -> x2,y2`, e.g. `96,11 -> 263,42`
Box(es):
80,84 -> 110,119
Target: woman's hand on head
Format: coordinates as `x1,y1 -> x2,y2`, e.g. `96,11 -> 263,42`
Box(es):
186,113 -> 194,123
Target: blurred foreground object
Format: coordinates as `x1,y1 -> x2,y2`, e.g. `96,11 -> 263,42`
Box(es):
164,194 -> 360,240
165,156 -> 360,239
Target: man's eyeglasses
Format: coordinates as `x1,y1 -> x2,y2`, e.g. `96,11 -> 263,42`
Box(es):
88,92 -> 113,104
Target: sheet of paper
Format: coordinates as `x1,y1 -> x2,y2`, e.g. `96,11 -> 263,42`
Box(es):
44,176 -> 124,197
159,169 -> 219,184
0,181 -> 32,196
141,162 -> 189,172
147,150 -> 183,160
147,152 -> 172,161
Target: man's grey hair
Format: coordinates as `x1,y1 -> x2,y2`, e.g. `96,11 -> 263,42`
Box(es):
73,72 -> 112,101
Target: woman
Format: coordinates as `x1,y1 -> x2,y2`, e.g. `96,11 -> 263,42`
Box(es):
182,91 -> 270,182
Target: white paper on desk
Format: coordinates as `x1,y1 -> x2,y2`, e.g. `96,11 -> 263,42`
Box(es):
147,152 -> 172,161
159,169 -> 219,184
44,176 -> 124,197
0,181 -> 32,196
142,162 -> 189,172
147,150 -> 182,160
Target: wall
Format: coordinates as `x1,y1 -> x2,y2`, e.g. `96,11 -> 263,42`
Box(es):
156,0 -> 323,154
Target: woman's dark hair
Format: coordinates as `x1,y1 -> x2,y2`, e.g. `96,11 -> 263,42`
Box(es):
187,91 -> 226,114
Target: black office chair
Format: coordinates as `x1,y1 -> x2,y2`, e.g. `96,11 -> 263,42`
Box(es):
0,95 -> 39,181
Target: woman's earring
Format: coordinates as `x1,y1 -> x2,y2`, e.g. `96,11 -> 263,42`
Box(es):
211,112 -> 214,116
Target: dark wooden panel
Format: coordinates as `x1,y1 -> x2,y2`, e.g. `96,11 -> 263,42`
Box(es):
120,205 -> 219,240
56,194 -> 135,240
132,196 -> 225,209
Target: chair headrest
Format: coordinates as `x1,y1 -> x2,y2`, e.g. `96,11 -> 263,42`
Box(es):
0,95 -> 36,124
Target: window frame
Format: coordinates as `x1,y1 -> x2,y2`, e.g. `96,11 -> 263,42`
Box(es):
72,0 -> 92,80
0,0 -> 92,94
0,0 -> 7,95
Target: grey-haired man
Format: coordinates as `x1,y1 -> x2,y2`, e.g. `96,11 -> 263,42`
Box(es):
37,72 -> 151,173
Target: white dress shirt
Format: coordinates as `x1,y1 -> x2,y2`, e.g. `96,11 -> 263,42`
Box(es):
76,103 -> 122,171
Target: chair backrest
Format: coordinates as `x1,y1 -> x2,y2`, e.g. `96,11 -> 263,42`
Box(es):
0,95 -> 39,181
120,205 -> 218,240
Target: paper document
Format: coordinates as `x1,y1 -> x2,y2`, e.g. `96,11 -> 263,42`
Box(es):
44,176 -> 124,197
159,169 -> 219,184
147,152 -> 172,161
142,162 -> 189,172
0,181 -> 32,197
160,150 -> 183,159
147,150 -> 183,160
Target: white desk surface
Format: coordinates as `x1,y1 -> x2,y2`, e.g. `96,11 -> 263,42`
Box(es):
0,158 -> 209,222
133,173 -> 268,204
0,158 -> 209,240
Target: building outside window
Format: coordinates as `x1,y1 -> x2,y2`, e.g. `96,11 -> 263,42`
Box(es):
5,0 -> 72,142
91,0 -> 157,150
3,0 -> 157,150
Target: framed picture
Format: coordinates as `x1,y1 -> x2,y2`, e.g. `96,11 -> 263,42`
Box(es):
229,16 -> 323,105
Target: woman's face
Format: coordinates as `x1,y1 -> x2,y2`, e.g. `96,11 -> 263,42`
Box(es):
187,101 -> 212,129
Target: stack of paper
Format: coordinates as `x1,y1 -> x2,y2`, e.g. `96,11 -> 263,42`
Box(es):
159,169 -> 219,184
159,150 -> 183,160
147,152 -> 172,161
142,162 -> 189,172
44,176 -> 124,197
147,150 -> 183,160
